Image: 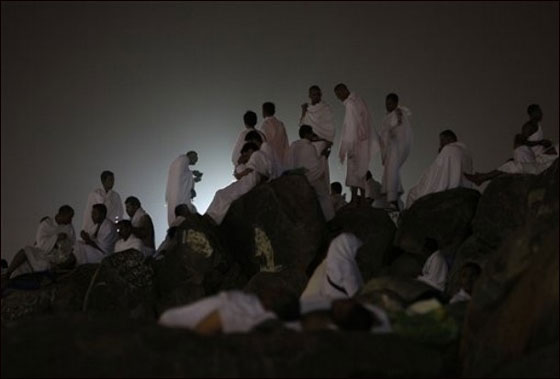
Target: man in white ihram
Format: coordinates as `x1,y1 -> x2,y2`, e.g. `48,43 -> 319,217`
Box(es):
405,129 -> 473,209
285,125 -> 335,221
74,204 -> 118,264
82,170 -> 124,231
379,93 -> 413,210
231,111 -> 267,174
300,85 -> 336,189
165,150 -> 202,226
334,83 -> 379,206
205,142 -> 271,225
258,102 -> 289,170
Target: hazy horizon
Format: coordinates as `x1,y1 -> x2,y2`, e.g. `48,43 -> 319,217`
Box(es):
2,1 -> 558,262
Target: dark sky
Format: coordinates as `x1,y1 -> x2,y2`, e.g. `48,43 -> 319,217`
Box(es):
2,1 -> 558,261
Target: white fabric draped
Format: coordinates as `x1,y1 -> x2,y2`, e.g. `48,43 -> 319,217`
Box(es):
498,145 -> 556,175
82,188 -> 124,231
301,101 -> 335,142
449,288 -> 472,304
405,142 -> 473,209
166,155 -> 196,226
417,250 -> 448,291
380,106 -> 413,202
114,234 -> 144,254
259,116 -> 289,168
16,218 -> 76,275
130,207 -> 147,227
158,290 -> 276,333
206,150 -> 271,225
339,93 -> 379,189
231,128 -> 267,168
286,139 -> 335,221
301,233 -> 364,300
74,218 -> 118,264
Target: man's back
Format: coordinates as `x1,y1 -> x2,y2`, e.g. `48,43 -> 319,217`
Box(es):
260,116 -> 289,166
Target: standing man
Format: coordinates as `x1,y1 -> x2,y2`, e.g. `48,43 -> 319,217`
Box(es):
165,151 -> 202,226
522,104 -> 558,163
82,170 -> 124,231
334,83 -> 378,205
300,85 -> 336,189
259,102 -> 289,170
379,93 -> 413,210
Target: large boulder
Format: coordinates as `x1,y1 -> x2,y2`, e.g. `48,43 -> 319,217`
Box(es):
461,215 -> 559,377
1,311 -> 447,378
330,206 -> 397,282
395,188 -> 480,260
2,250 -> 155,322
220,174 -> 328,280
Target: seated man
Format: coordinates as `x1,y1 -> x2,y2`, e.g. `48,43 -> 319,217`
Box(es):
300,232 -> 365,301
73,204 -> 118,264
285,124 -> 335,221
158,287 -> 300,335
83,170 -> 124,231
114,220 -> 144,254
242,130 -> 280,179
205,142 -> 271,225
125,196 -> 155,255
330,182 -> 348,212
4,205 -> 76,279
465,133 -> 558,186
406,130 -> 473,209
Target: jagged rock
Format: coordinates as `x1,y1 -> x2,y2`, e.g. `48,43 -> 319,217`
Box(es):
244,269 -> 308,301
471,173 -> 535,248
395,188 -> 480,260
329,206 -> 397,282
152,220 -> 233,313
461,215 -> 559,377
1,311 -> 447,378
220,175 -> 328,278
527,158 -> 559,219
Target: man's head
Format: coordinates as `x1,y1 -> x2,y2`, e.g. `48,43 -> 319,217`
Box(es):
243,111 -> 257,128
460,262 -> 482,294
385,93 -> 399,113
174,203 -> 190,218
240,142 -> 259,162
334,83 -> 350,102
116,219 -> 133,240
331,182 -> 343,195
527,104 -> 543,122
308,85 -> 322,105
100,170 -> 115,192
125,196 -> 141,218
262,102 -> 275,118
439,129 -> 458,151
299,124 -> 316,140
56,205 -> 75,225
91,203 -> 107,224
186,151 -> 198,165
330,298 -> 378,331
244,130 -> 263,146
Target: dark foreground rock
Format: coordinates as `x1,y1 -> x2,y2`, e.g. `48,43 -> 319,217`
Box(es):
1,311 -> 447,378
395,188 -> 480,260
220,175 -> 328,282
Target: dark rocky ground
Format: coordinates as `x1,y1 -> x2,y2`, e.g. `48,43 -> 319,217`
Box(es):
2,159 -> 558,378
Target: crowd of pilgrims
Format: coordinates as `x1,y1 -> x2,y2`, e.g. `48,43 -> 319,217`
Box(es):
2,83 -> 558,334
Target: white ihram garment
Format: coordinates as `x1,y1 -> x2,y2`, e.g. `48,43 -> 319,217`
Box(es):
82,188 -> 124,231
74,218 -> 118,264
166,155 -> 196,226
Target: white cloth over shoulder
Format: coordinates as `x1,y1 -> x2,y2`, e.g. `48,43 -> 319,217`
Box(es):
339,93 -> 379,189
130,207 -> 147,228
16,218 -> 76,276
206,150 -> 271,225
406,142 -> 473,209
114,234 -> 144,254
82,188 -> 123,231
301,101 -> 335,142
259,116 -> 289,169
417,250 -> 448,291
301,233 -> 364,300
158,290 -> 276,333
380,106 -> 413,202
231,128 -> 267,167
449,288 -> 472,304
166,155 -> 196,226
285,139 -> 335,221
498,145 -> 555,175
74,218 -> 118,264
527,124 -> 559,164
